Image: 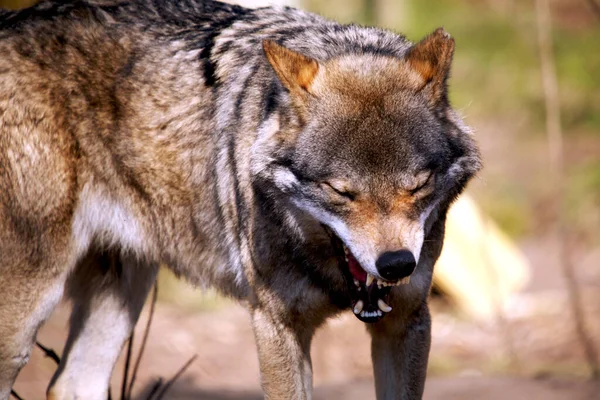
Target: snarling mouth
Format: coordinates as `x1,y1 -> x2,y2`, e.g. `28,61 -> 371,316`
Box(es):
325,227 -> 411,323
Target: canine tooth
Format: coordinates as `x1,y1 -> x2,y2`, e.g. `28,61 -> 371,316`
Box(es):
353,279 -> 360,287
377,310 -> 383,317
377,279 -> 384,288
353,300 -> 364,314
377,299 -> 392,313
366,274 -> 374,287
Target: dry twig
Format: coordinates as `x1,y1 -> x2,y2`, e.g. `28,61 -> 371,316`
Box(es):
146,378 -> 164,400
151,355 -> 198,400
10,390 -> 24,400
127,282 -> 159,399
36,341 -> 60,365
121,335 -> 134,400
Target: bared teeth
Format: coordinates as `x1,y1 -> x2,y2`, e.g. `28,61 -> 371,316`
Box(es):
374,279 -> 404,287
366,273 -> 374,287
360,310 -> 383,318
377,299 -> 392,312
353,300 -> 364,315
397,276 -> 411,285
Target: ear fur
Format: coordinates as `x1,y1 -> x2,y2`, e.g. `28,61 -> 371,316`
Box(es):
263,40 -> 319,96
405,28 -> 455,104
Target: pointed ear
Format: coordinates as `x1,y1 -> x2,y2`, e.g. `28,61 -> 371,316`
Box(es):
405,28 -> 455,103
263,40 -> 319,96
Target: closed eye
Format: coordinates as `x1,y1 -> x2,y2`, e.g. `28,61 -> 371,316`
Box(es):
321,181 -> 355,201
410,171 -> 434,194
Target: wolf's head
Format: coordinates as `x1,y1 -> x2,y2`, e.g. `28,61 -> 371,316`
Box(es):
251,28 -> 481,322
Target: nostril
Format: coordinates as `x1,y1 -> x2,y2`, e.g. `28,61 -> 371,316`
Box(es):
375,249 -> 416,280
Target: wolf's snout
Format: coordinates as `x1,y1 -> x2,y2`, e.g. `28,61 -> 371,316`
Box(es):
376,249 -> 416,281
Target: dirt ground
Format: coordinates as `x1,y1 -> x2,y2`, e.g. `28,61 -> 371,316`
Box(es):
13,285 -> 600,400
12,223 -> 600,400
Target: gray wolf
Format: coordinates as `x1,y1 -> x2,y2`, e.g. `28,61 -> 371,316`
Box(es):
0,0 -> 481,398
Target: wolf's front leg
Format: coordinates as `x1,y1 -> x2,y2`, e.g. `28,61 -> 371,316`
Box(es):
367,301 -> 431,400
251,306 -> 316,400
47,251 -> 158,400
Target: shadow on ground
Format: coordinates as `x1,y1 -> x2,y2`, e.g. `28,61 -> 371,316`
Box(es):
135,376 -> 600,400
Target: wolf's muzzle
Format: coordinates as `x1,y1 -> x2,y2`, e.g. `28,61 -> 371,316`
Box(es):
376,249 -> 416,281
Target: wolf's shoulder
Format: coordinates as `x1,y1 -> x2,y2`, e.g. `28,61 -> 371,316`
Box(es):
217,6 -> 411,64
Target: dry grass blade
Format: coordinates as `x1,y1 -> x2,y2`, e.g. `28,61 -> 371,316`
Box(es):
10,390 -> 24,400
121,335 -> 134,400
152,355 -> 198,400
36,341 -> 60,365
146,378 -> 163,400
127,282 -> 158,399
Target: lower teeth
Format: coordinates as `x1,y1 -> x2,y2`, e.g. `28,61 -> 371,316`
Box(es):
359,310 -> 383,318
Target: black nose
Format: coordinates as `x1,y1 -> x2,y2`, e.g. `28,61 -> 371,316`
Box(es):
375,249 -> 416,281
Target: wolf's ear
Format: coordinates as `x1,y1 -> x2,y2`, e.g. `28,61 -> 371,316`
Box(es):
263,40 -> 319,96
405,28 -> 455,104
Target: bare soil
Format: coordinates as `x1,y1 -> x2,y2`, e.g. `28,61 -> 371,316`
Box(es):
13,289 -> 600,400
12,222 -> 600,400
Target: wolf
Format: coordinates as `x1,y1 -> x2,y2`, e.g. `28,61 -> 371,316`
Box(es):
0,0 -> 481,398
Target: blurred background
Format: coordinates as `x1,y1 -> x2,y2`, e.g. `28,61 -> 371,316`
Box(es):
4,0 -> 600,399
